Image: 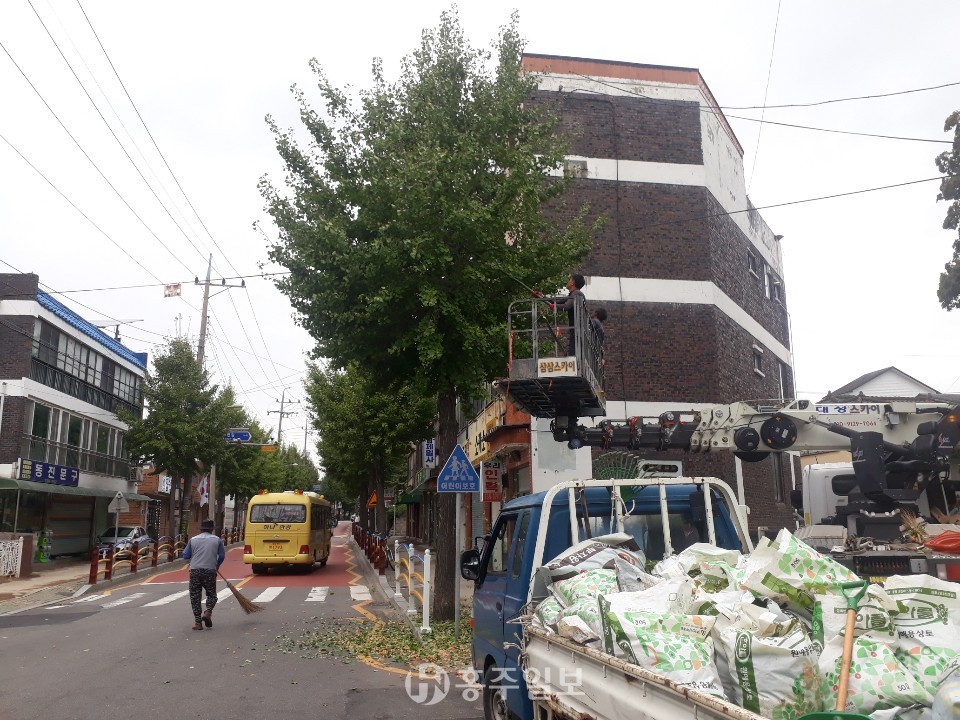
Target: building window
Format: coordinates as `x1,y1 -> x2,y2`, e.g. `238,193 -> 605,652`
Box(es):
748,251 -> 761,279
767,271 -> 783,303
752,344 -> 764,377
778,361 -> 788,400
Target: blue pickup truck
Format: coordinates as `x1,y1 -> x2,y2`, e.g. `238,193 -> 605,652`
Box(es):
460,475 -> 754,720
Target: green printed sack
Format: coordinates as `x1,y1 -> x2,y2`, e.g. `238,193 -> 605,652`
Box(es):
885,574 -> 960,696
812,584 -> 901,647
534,596 -> 563,629
818,632 -> 932,715
713,604 -> 821,720
551,568 -> 619,608
598,602 -> 724,697
559,595 -> 603,639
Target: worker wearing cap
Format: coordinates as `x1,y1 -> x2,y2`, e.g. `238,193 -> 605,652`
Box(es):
183,519 -> 225,631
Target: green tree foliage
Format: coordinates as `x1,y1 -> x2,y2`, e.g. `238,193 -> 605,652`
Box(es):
936,110 -> 960,309
123,338 -> 237,536
306,363 -> 434,535
261,10 -> 595,618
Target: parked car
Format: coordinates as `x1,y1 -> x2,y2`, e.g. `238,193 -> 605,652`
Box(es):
97,526 -> 155,558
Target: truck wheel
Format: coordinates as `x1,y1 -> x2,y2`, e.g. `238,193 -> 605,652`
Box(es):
483,670 -> 509,720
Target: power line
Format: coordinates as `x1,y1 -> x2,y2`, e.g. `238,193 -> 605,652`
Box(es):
25,0 -> 208,272
719,80 -> 960,111
565,74 -> 953,145
747,0 -> 782,193
0,40 -> 193,275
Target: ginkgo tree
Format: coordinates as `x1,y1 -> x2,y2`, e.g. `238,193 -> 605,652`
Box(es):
261,10 -> 596,619
936,110 -> 960,309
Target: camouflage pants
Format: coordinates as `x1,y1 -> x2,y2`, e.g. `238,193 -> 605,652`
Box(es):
189,568 -> 217,622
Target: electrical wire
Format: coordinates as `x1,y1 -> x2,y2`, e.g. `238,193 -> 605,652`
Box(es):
0,37 -> 195,276
747,0 -> 782,192
719,80 -> 960,111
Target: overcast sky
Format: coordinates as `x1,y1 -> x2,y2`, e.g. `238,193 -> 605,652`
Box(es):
2,1 -> 959,463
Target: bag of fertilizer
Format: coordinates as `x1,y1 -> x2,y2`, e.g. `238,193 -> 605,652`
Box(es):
543,533 -> 644,581
689,586 -> 756,616
534,596 -> 563,629
713,603 -> 821,719
741,531 -> 858,618
885,574 -> 960,696
550,568 -> 619,608
598,601 -> 724,697
597,578 -> 697,641
812,584 -> 901,648
558,595 -> 603,640
818,632 -> 932,715
614,555 -> 660,593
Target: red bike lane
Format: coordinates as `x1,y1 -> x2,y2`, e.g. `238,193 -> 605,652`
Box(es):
145,522 -> 360,588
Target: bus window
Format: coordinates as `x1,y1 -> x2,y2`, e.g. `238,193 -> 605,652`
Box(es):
251,504 -> 306,523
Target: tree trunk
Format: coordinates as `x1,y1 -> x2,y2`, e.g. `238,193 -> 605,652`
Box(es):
179,475 -> 194,535
375,465 -> 387,536
432,388 -> 459,622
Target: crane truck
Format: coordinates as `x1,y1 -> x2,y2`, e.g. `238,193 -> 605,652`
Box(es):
502,295 -> 960,579
457,298 -> 960,720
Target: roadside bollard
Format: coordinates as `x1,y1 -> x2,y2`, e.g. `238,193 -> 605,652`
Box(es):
131,541 -> 140,574
394,541 -> 402,598
151,543 -> 159,568
421,549 -> 431,634
105,547 -> 114,581
88,546 -> 99,585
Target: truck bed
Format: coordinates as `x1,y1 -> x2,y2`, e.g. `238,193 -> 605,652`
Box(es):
523,624 -> 764,720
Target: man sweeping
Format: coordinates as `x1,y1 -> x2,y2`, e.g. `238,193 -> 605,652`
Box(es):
183,519 -> 225,631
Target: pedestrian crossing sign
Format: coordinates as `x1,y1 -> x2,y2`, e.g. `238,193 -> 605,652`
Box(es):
437,445 -> 481,493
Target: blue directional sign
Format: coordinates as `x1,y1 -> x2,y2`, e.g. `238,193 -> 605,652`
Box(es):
436,445 -> 481,493
224,428 -> 252,443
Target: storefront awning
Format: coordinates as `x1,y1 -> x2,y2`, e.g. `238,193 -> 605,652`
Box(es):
0,479 -> 151,502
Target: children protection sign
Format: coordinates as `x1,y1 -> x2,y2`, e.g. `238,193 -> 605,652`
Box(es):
437,445 -> 481,493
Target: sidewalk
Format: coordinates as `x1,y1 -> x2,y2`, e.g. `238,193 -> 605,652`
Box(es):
0,552 -> 188,616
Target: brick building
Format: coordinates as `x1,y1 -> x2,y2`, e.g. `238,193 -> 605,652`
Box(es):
0,273 -> 151,559
521,54 -> 795,534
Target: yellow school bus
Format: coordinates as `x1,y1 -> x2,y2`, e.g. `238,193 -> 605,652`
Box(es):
243,490 -> 332,574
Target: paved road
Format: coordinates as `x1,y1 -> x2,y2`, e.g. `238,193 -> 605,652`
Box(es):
0,526 -> 482,720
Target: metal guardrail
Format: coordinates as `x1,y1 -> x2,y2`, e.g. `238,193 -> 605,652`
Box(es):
392,540 -> 432,634
87,531 -> 243,584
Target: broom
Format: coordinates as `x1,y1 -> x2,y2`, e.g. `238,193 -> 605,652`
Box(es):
218,570 -> 265,613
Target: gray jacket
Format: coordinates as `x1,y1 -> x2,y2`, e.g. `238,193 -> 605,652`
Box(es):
183,532 -> 225,571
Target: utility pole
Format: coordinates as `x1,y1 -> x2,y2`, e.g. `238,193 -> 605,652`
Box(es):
268,387 -> 299,443
193,254 -> 245,525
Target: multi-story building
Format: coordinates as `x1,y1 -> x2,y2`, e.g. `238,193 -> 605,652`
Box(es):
0,273 -> 151,559
441,54 -> 796,539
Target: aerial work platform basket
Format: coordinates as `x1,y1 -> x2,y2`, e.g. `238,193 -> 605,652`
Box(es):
501,296 -> 606,420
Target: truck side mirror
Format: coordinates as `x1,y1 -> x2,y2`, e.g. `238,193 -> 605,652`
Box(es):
474,534 -> 488,551
460,548 -> 481,581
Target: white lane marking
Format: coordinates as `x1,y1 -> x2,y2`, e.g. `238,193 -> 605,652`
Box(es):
251,586 -> 284,603
349,585 -> 371,601
305,587 -> 328,602
144,590 -> 189,607
216,588 -> 233,602
72,594 -> 108,604
102,592 -> 148,608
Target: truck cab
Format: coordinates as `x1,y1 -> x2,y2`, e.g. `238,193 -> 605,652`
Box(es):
461,476 -> 750,720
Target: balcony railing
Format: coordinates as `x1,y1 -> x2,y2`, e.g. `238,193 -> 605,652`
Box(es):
20,435 -> 132,479
31,357 -> 142,419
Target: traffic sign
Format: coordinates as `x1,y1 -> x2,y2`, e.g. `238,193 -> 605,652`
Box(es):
437,445 -> 481,493
225,428 -> 252,443
367,491 -> 377,508
107,491 -> 129,514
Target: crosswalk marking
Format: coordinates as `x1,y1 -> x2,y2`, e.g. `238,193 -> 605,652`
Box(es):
143,590 -> 189,607
251,587 -> 284,603
42,583 -> 374,611
72,594 -> 107,604
349,585 -> 371,601
306,587 -> 328,602
102,592 -> 147,608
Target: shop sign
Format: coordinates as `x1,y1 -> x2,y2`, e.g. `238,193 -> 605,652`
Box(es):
17,459 -> 80,487
482,461 -> 502,503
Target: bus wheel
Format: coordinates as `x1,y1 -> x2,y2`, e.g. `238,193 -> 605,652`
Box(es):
252,564 -> 267,575
319,557 -> 328,567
